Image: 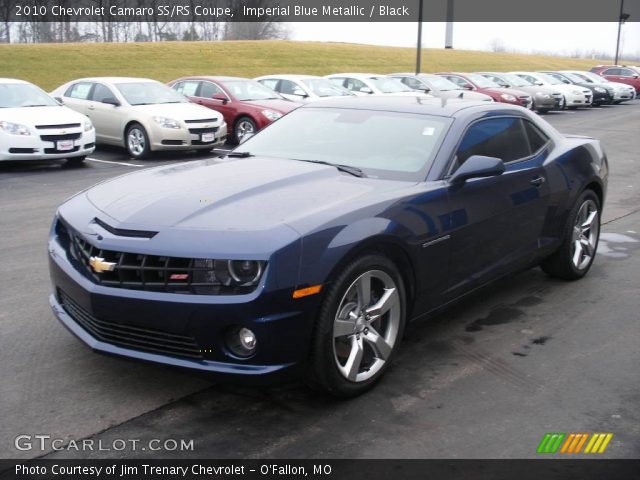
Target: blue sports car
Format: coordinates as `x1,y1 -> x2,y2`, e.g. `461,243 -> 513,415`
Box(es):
48,97 -> 607,397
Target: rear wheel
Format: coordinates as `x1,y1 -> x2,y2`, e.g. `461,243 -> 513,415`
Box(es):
125,123 -> 150,159
308,254 -> 406,397
541,190 -> 600,280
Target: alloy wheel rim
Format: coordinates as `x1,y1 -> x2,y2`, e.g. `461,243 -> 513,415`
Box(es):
128,128 -> 145,156
332,270 -> 401,383
571,199 -> 599,270
237,121 -> 254,140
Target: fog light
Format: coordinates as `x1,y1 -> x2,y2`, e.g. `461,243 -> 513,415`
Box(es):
225,327 -> 257,357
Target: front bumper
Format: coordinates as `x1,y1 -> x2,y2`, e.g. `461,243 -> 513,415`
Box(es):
0,128 -> 95,162
565,91 -> 592,106
148,122 -> 227,152
532,94 -> 556,110
48,226 -> 315,384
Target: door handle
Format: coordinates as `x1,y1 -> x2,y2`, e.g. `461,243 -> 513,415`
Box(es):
530,176 -> 546,187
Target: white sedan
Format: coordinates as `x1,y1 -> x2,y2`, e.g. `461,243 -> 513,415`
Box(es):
0,78 -> 95,165
325,73 -> 433,97
51,77 -> 227,159
255,74 -> 354,102
510,71 -> 592,109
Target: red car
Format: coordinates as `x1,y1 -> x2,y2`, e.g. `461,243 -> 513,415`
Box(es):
436,72 -> 533,108
169,76 -> 298,143
589,65 -> 640,94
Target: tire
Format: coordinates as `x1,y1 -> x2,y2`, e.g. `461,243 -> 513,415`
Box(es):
125,123 -> 150,159
65,156 -> 85,167
233,117 -> 256,144
537,108 -> 551,114
308,254 -> 406,397
540,190 -> 601,280
560,96 -> 567,110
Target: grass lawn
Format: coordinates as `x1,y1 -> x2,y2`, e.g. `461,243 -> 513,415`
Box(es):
0,40 -> 617,91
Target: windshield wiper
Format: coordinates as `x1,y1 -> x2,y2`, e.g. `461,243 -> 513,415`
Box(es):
295,159 -> 366,178
226,151 -> 253,158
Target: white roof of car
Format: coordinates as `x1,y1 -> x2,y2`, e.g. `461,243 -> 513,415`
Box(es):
0,78 -> 30,84
326,73 -> 387,79
66,77 -> 158,84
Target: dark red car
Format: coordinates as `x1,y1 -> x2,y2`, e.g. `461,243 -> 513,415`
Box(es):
169,76 -> 298,143
589,66 -> 640,94
436,72 -> 533,108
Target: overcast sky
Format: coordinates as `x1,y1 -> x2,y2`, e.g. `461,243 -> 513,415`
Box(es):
290,22 -> 640,59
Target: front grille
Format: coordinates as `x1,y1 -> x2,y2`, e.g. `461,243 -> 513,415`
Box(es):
9,148 -> 37,154
161,140 -> 185,146
45,146 -> 80,154
57,289 -> 203,359
36,123 -> 81,130
40,133 -> 82,142
188,127 -> 219,135
57,219 -> 255,295
185,118 -> 218,124
84,143 -> 95,149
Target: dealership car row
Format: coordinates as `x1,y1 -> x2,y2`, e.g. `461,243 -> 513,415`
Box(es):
0,65 -> 638,163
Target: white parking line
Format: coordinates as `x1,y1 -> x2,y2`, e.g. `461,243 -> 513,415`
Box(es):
86,157 -> 145,168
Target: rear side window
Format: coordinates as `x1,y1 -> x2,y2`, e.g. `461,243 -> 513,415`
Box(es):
456,117 -> 530,166
400,77 -> 424,90
523,120 -> 550,153
445,75 -> 467,88
344,78 -> 367,92
66,82 -> 93,100
278,79 -> 299,95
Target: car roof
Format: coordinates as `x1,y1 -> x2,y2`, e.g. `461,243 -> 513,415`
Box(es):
66,77 -> 158,84
256,74 -> 323,80
391,73 -> 439,78
326,73 -> 387,79
298,95 -> 523,117
177,76 -> 251,82
0,78 -> 31,85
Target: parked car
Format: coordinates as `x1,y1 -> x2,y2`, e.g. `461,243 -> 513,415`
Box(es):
49,97 -> 607,397
169,76 -> 298,144
540,71 -> 612,106
509,72 -> 592,109
590,65 -> 640,94
388,73 -> 493,102
476,72 -> 562,112
51,77 -> 226,159
1,78 -> 95,165
436,72 -> 533,108
566,70 -> 635,103
325,73 -> 432,97
255,74 -> 354,102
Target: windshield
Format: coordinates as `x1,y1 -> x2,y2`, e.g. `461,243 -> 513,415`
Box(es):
581,72 -> 609,84
560,72 -> 586,84
116,82 -> 188,106
570,72 -> 596,83
421,75 -> 461,91
536,73 -> 564,85
302,78 -> 352,97
502,74 -> 531,87
238,107 -> 451,181
223,80 -> 281,101
369,77 -> 414,93
0,83 -> 59,108
466,74 -> 500,88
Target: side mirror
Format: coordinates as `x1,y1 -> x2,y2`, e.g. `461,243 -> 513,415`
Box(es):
462,84 -> 473,90
423,86 -> 432,93
212,93 -> 228,104
292,88 -> 308,97
633,74 -> 639,79
450,155 -> 505,185
102,97 -> 120,106
53,96 -> 64,105
562,79 -> 570,84
359,87 -> 373,94
535,81 -> 544,86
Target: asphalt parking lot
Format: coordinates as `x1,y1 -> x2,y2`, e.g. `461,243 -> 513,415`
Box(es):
1,101 -> 639,460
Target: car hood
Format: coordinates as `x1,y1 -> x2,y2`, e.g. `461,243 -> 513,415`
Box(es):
241,99 -> 299,113
84,157 -> 409,234
2,105 -> 87,125
486,87 -> 530,97
437,90 -> 491,100
131,102 -> 223,121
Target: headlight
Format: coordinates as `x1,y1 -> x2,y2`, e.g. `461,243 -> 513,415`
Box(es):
571,90 -> 582,95
594,87 -> 606,93
193,259 -> 266,287
84,119 -> 93,131
536,92 -> 551,98
0,121 -> 31,136
261,109 -> 282,121
500,94 -> 516,101
153,116 -> 181,129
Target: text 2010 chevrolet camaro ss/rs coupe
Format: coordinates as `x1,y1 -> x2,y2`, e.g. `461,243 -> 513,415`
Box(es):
48,97 -> 607,397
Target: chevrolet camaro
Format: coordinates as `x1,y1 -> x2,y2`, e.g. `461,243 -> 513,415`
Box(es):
48,97 -> 607,397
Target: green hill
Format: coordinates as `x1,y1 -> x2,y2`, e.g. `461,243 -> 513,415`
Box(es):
0,40 -> 614,91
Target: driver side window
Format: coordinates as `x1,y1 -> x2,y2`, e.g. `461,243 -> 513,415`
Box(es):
345,78 -> 367,92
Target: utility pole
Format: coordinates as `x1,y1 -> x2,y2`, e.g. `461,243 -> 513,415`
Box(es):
416,0 -> 423,74
445,0 -> 454,48
614,0 -> 630,64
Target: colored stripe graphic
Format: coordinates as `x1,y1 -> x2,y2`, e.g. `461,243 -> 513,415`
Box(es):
537,433 -> 565,453
584,433 -> 613,454
539,433 -> 613,454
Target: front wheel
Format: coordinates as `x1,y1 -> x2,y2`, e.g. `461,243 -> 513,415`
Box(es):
233,117 -> 256,144
540,190 -> 601,280
125,123 -> 150,159
308,254 -> 406,397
